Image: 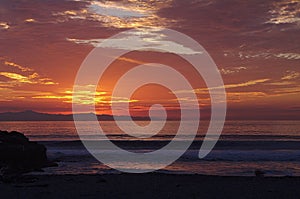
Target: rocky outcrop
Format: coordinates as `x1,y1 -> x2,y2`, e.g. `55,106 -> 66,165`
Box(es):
0,130 -> 57,180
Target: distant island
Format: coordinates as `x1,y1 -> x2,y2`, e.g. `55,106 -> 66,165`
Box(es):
0,110 -> 299,121
0,110 -> 151,121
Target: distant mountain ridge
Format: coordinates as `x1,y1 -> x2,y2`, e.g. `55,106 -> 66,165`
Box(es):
0,110 -> 150,121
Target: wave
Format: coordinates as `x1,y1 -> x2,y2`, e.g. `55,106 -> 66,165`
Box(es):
39,139 -> 300,176
29,133 -> 300,142
42,140 -> 300,163
184,150 -> 300,162
41,140 -> 300,150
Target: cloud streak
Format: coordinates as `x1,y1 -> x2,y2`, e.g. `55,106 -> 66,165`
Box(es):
0,60 -> 58,104
0,22 -> 9,30
0,71 -> 57,85
53,0 -> 174,28
4,61 -> 33,72
88,1 -> 148,18
266,0 -> 300,25
67,28 -> 203,55
281,71 -> 300,80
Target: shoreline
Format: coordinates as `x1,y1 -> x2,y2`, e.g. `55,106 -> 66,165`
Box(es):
1,173 -> 300,199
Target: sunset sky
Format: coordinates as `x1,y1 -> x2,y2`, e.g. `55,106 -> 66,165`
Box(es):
0,0 -> 299,119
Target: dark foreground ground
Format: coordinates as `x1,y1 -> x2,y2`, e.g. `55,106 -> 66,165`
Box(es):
1,174 -> 300,199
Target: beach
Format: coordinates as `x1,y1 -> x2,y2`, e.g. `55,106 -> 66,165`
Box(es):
1,174 -> 300,199
1,121 -> 300,198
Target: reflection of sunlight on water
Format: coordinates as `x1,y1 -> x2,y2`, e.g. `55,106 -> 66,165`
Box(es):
103,162 -> 168,172
39,152 -> 300,176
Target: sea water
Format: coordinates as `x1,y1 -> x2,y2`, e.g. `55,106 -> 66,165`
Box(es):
1,120 -> 300,176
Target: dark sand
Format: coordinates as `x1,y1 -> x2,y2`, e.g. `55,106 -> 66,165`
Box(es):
1,174 -> 300,199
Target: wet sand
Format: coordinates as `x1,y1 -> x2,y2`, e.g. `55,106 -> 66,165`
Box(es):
1,174 -> 300,199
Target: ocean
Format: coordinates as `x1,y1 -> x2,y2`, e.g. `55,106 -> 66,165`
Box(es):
1,120 -> 300,176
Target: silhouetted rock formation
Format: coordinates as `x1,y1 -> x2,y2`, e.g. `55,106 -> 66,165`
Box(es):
0,130 -> 57,181
254,169 -> 265,177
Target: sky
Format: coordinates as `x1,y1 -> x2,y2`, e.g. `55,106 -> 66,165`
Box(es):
0,0 -> 299,119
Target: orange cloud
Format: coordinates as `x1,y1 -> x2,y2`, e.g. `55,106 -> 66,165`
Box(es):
0,72 -> 57,85
0,22 -> 9,30
0,72 -> 33,83
175,78 -> 270,95
0,60 -> 57,86
4,61 -> 33,72
24,18 -> 36,23
281,71 -> 300,80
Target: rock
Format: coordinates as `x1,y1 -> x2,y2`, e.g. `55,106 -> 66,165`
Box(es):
255,169 -> 265,177
0,130 -> 29,144
0,130 -> 57,181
